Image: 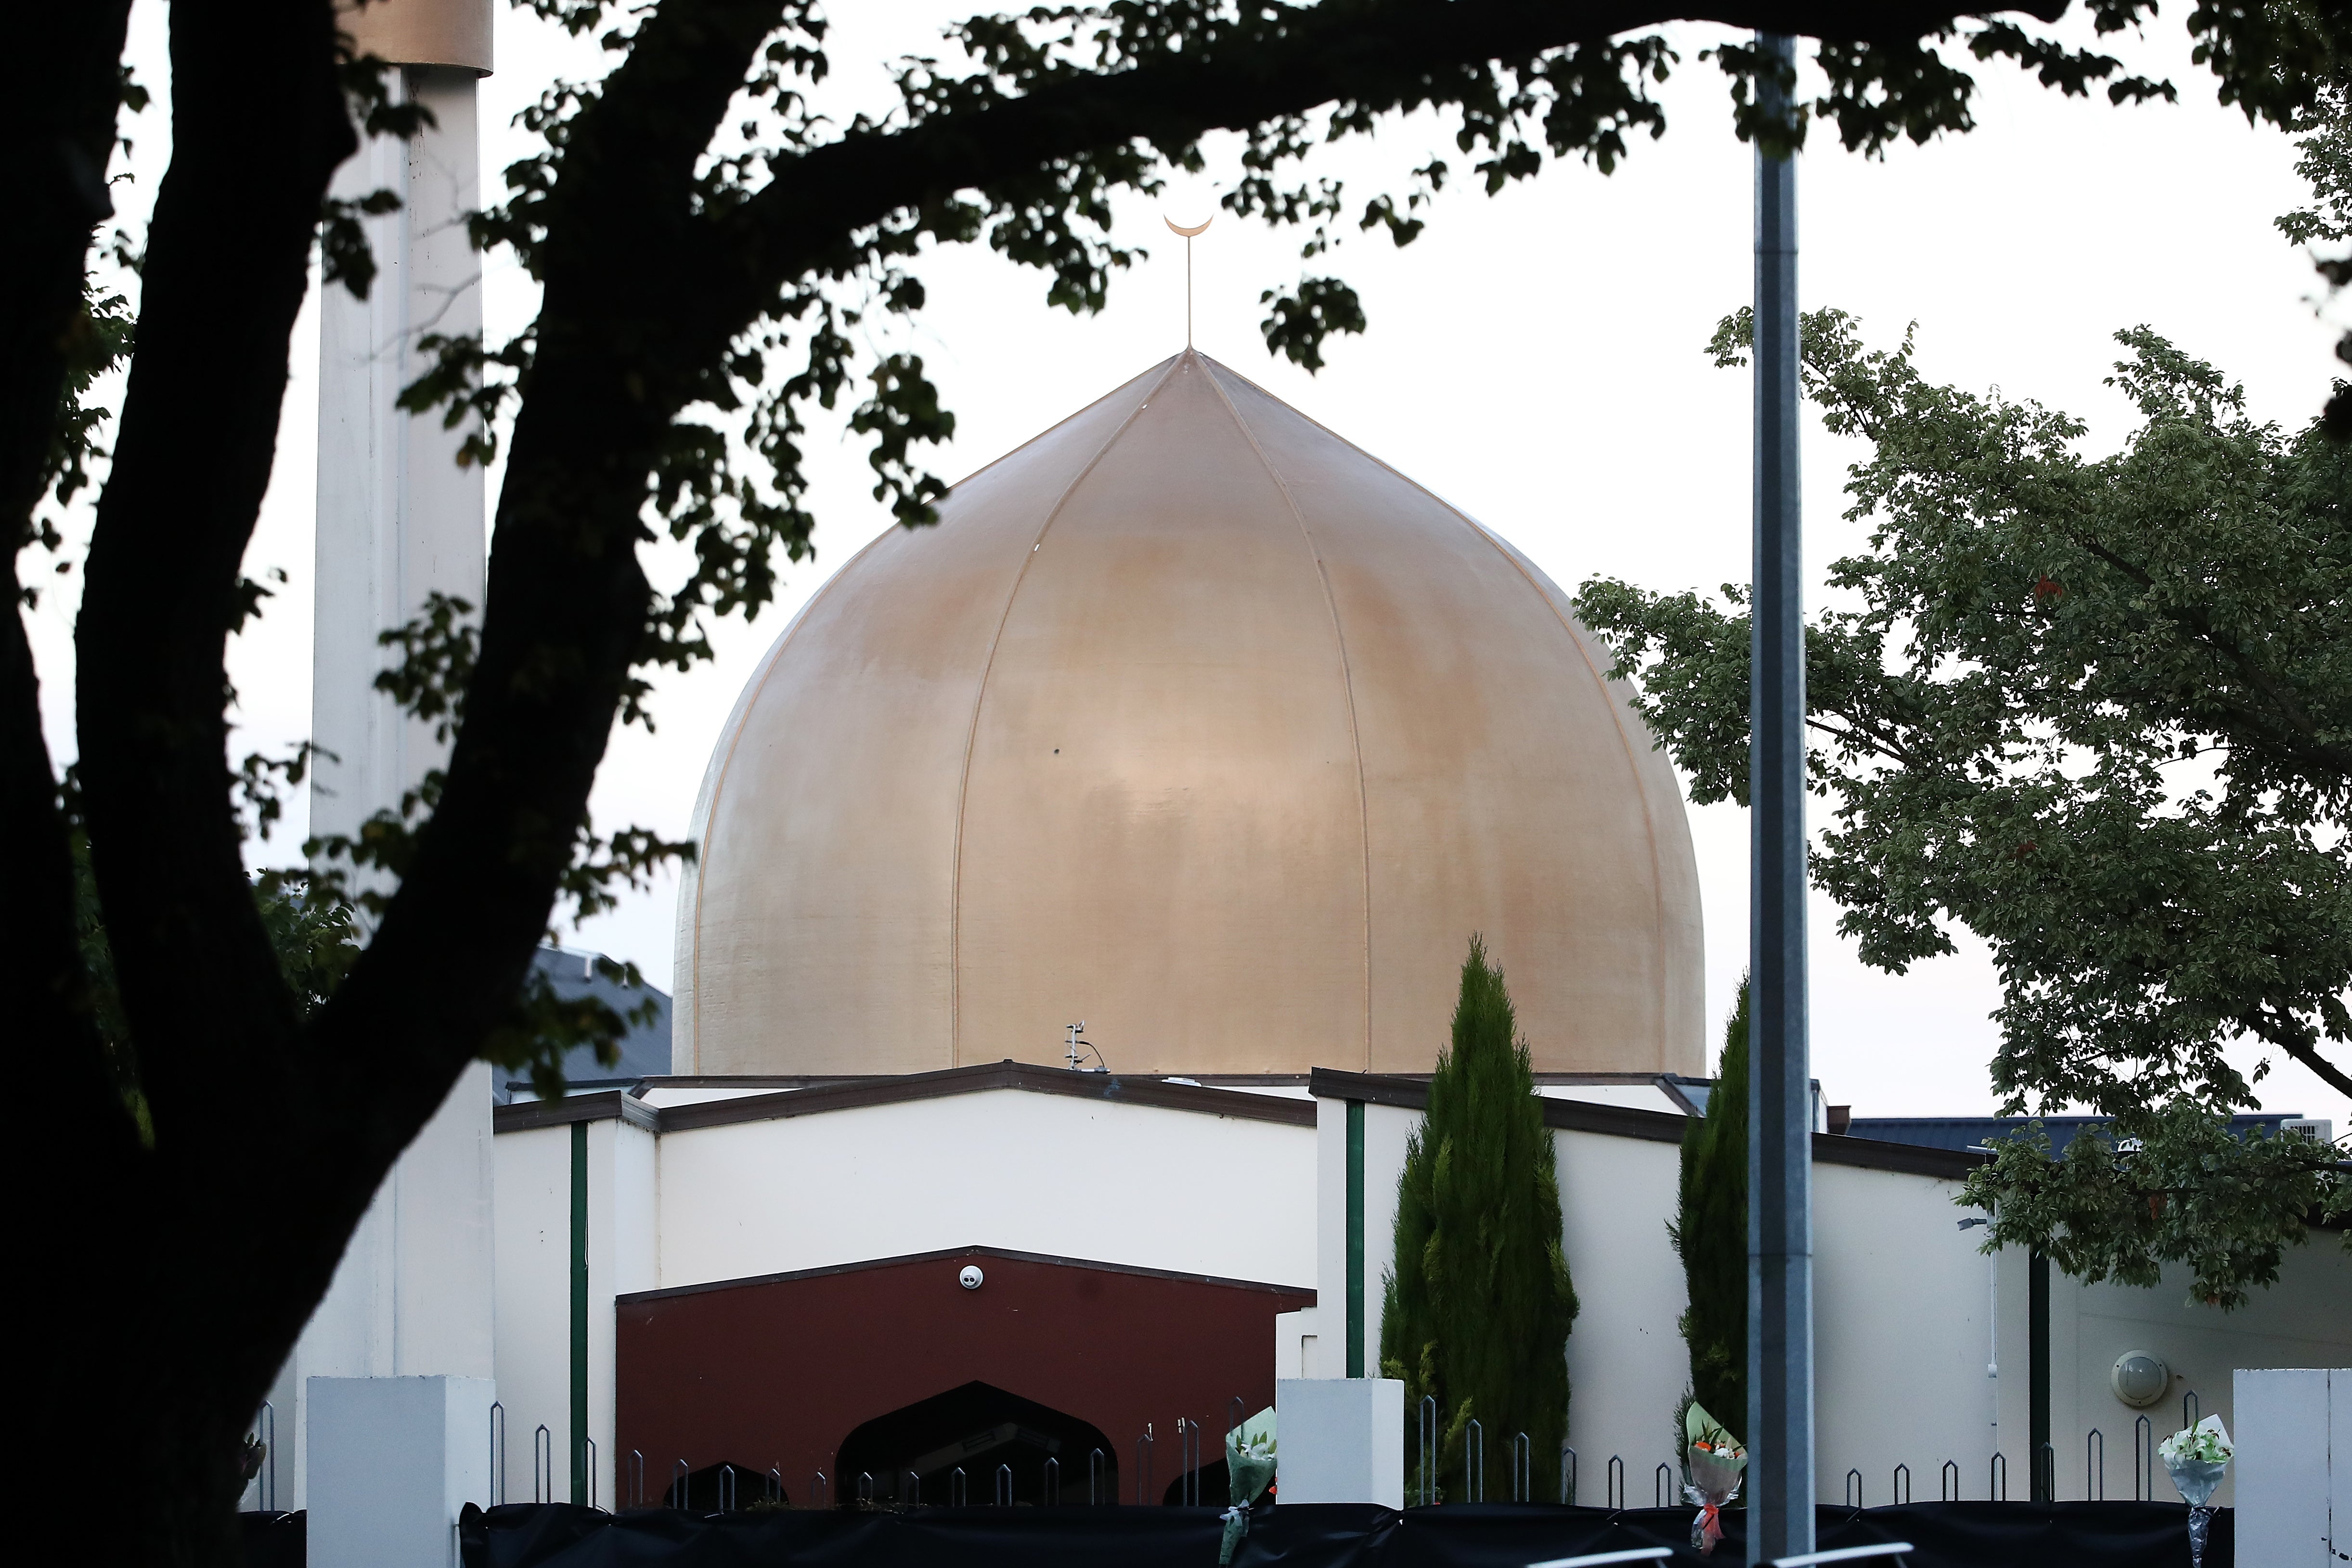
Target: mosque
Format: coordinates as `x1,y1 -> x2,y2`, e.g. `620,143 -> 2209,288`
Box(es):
505,345 -> 1716,1508
478,352 -> 2341,1518
260,8 -> 2343,1549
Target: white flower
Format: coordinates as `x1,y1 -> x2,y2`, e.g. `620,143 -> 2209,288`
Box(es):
2158,1416 -> 2233,1466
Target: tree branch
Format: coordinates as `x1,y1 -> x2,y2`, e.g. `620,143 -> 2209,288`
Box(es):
2244,1005 -> 2352,1102
3,4 -> 134,1152
307,0 -> 788,1139
75,0 -> 352,1162
2068,527 -> 2352,783
721,0 -> 2040,323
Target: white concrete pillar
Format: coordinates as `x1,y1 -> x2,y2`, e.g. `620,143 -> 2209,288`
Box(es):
307,1376 -> 495,1568
263,0 -> 499,1523
1274,1306 -> 1328,1379
1275,1377 -> 1405,1506
311,66 -> 485,856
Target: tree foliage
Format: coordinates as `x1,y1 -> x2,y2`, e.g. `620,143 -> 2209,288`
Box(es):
1574,307 -> 2352,1304
14,0 -> 2352,1559
2275,82 -> 2352,436
1668,982 -> 1747,1438
1381,937 -> 1577,1502
1966,1106 -> 2343,1308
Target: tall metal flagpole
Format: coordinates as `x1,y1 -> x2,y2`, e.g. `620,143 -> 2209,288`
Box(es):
1747,30 -> 1814,1566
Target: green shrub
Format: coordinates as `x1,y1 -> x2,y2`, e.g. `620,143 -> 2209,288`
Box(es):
1381,936 -> 1577,1501
1669,982 -> 1749,1445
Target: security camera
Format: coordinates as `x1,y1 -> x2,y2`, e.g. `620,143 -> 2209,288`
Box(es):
959,1264 -> 984,1290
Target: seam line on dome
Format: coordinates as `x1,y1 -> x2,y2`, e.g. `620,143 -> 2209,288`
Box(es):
1464,521 -> 1676,1073
945,353 -> 1190,1069
1208,354 -> 1679,1074
1200,358 -> 1376,1075
685,522 -> 898,1073
936,355 -> 1181,493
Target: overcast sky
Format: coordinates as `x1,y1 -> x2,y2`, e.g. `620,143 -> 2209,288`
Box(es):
39,1 -> 2350,1125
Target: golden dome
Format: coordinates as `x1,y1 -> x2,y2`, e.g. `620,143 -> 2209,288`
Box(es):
673,351 -> 1702,1077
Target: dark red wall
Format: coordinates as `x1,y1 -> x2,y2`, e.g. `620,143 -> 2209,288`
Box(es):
616,1247 -> 1312,1502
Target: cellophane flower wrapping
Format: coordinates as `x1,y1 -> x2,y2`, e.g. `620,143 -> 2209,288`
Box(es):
1219,1409 -> 1277,1566
1680,1401 -> 1747,1556
2158,1417 -> 2231,1568
2158,1416 -> 2231,1486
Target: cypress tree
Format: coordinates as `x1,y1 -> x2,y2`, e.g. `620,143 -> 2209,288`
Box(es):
1380,936 -> 1578,1502
1668,981 -> 1749,1441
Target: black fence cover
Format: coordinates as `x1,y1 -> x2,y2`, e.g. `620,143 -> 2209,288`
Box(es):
453,1499 -> 2233,1568
239,1509 -> 306,1568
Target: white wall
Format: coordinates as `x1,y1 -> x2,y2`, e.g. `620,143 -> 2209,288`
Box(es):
1310,1099 -> 1418,1378
1293,1091 -> 2352,1509
495,1084 -> 2348,1517
1814,1160 -> 2002,1506
256,1061 -> 497,1510
1308,1105 -> 1690,1498
499,1091 -> 1310,1508
2042,1245 -> 2352,1508
636,1085 -> 801,1108
1554,1127 -> 1689,1500
491,1124 -> 568,1505
590,1118 -> 658,1507
492,1117 -> 660,1509
1538,1084 -> 1686,1113
1276,1305 -> 1326,1378
1303,1103 -> 1689,1496
652,1090 -> 1315,1290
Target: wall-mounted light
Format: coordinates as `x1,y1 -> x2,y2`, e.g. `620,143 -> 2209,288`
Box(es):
2110,1350 -> 2171,1408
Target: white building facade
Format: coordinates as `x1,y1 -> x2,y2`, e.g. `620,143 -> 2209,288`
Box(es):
485,1065 -> 2347,1512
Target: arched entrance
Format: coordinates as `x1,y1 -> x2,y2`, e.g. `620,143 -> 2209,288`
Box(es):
617,1246 -> 1311,1499
835,1381 -> 1117,1506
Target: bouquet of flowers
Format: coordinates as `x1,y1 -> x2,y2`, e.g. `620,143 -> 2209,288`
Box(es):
1219,1409 -> 1278,1566
2158,1415 -> 2232,1568
1680,1401 -> 1747,1556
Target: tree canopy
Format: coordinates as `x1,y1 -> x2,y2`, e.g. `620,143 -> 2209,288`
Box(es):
1574,299 -> 2352,1306
12,1 -> 2352,1559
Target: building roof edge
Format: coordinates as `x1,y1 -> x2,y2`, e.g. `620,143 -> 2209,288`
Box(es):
616,1242 -> 1318,1306
1307,1067 -> 1990,1179
492,1060 -> 1317,1136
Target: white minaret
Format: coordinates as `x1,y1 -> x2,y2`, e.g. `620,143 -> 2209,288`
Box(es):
258,0 -> 504,1544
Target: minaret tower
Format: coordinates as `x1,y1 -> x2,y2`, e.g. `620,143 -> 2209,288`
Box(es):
267,0 -> 505,1545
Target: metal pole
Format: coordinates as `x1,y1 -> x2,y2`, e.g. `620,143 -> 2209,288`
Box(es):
1747,29 -> 1813,1567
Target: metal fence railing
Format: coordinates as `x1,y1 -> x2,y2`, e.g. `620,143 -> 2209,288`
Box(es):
568,1393 -> 2210,1519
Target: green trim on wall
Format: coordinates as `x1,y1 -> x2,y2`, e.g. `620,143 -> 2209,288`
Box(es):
570,1120 -> 589,1503
1345,1100 -> 1365,1377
